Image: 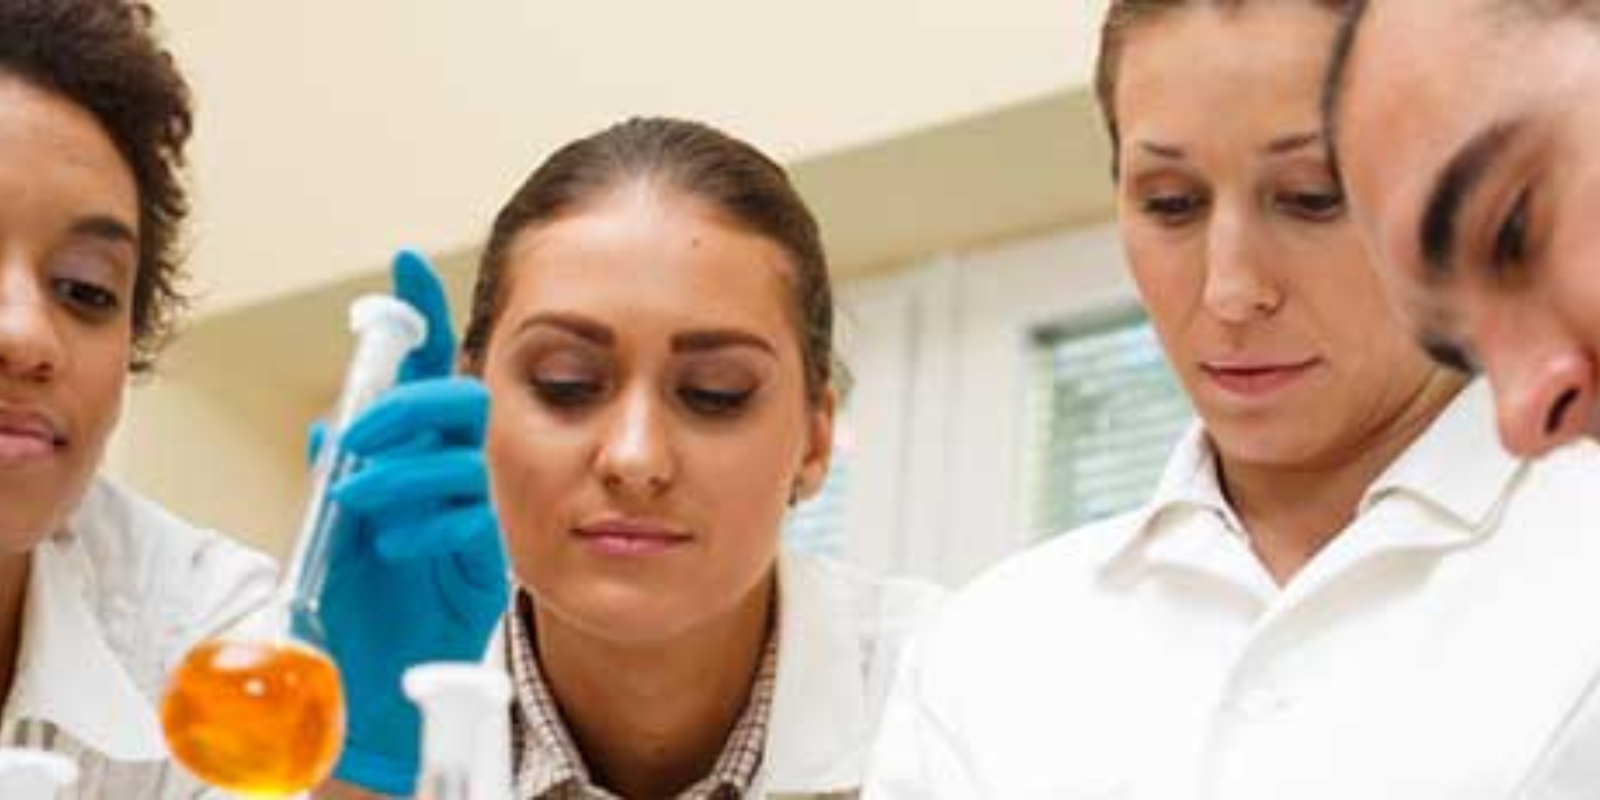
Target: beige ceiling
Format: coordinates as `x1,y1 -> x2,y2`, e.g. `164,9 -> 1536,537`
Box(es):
149,0 -> 1111,317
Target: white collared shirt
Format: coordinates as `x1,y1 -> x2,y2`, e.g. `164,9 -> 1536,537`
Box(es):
866,381 -> 1600,800
0,477 -> 276,798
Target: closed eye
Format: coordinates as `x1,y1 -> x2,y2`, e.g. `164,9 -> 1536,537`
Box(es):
530,378 -> 605,408
679,386 -> 754,417
1490,188 -> 1531,278
1277,190 -> 1344,222
1140,193 -> 1207,226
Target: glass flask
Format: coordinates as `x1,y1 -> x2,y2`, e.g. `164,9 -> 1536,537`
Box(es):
160,295 -> 427,798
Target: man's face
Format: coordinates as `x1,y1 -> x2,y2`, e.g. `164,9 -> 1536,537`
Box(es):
1336,0 -> 1600,456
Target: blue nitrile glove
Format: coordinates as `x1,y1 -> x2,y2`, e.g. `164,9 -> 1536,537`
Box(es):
307,249 -> 509,796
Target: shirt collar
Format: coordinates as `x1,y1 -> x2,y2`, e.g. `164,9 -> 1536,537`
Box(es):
506,591 -> 776,799
1099,381 -> 1524,578
1360,380 -> 1525,534
2,531 -> 167,762
760,550 -> 873,793
1097,421 -> 1246,575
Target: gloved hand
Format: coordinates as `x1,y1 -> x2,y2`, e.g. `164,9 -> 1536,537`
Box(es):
305,249 -> 509,796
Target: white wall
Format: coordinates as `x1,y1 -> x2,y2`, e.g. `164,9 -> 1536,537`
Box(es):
836,224 -> 1140,585
152,0 -> 1110,316
106,364 -> 320,555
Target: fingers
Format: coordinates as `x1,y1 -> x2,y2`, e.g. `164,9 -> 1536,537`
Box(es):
364,502 -> 509,623
306,419 -> 329,464
331,449 -> 488,516
392,249 -> 457,382
441,521 -> 511,626
372,504 -> 498,563
449,522 -> 509,597
340,378 -> 488,456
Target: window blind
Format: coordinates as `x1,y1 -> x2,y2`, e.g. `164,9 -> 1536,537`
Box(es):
1025,309 -> 1193,537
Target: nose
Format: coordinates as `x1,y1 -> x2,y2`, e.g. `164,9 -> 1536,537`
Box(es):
1202,208 -> 1282,323
0,268 -> 62,383
595,388 -> 675,496
1487,345 -> 1596,458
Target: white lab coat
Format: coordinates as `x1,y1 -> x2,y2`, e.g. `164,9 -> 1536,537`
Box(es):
866,381 -> 1600,799
494,549 -> 944,799
755,551 -> 943,798
0,477 -> 277,798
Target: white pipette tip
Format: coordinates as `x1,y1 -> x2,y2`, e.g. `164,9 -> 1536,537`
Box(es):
404,662 -> 511,705
349,293 -> 428,349
406,663 -> 513,799
0,749 -> 79,798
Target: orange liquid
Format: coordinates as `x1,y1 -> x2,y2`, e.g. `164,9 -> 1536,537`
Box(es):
161,639 -> 346,796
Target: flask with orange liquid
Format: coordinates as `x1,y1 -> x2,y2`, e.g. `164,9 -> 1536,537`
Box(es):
160,295 -> 427,797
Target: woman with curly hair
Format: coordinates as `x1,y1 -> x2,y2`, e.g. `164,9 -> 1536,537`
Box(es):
0,0 -> 508,794
0,0 -> 276,794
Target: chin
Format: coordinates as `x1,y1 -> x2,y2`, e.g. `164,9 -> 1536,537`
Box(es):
1204,417 -> 1330,468
540,577 -> 707,646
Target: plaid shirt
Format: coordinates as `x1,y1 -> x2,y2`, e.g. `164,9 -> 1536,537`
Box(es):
506,592 -> 780,800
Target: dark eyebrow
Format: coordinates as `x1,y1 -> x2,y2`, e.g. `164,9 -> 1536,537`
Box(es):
671,329 -> 776,357
1419,120 -> 1523,284
1264,131 -> 1322,156
507,313 -> 775,357
1136,140 -> 1186,161
511,312 -> 614,346
1133,132 -> 1321,162
69,215 -> 138,247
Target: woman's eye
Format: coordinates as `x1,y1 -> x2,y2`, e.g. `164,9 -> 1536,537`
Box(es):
679,386 -> 754,417
1491,189 -> 1531,275
1140,193 -> 1205,224
1279,190 -> 1345,221
51,278 -> 120,317
530,378 -> 604,408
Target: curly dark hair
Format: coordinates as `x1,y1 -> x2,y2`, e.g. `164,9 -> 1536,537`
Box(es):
0,0 -> 194,372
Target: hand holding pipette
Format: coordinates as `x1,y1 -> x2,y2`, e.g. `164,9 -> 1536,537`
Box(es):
314,251 -> 508,795
162,290 -> 427,797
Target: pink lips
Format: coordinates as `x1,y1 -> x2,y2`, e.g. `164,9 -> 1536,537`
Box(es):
0,407 -> 63,462
573,517 -> 692,558
1201,358 -> 1321,398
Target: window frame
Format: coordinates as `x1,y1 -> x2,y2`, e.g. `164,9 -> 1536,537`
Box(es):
832,223 -> 1155,585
